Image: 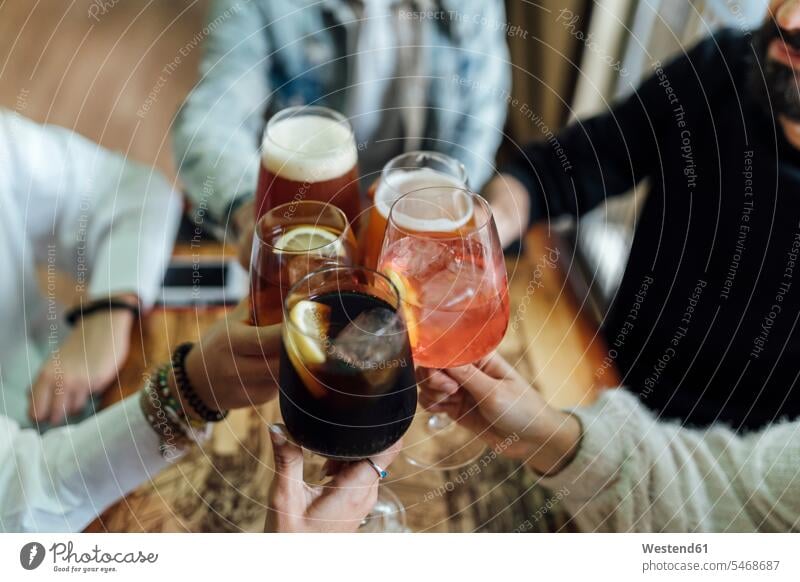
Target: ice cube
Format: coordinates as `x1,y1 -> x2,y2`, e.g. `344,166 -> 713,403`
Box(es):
332,307 -> 406,364
385,238 -> 449,279
421,262 -> 488,310
448,238 -> 486,269
331,307 -> 409,390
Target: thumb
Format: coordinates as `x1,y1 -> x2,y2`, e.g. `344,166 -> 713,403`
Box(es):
269,424 -> 305,490
443,364 -> 495,400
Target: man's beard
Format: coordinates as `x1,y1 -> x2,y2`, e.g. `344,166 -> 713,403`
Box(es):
751,19 -> 800,122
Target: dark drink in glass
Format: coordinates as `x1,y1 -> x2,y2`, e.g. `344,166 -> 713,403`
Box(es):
279,267 -> 417,459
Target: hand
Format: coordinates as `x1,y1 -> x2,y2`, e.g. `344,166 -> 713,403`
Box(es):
482,174 -> 530,248
233,199 -> 255,270
30,307 -> 134,425
265,424 -> 402,532
419,353 -> 581,475
184,300 -> 280,415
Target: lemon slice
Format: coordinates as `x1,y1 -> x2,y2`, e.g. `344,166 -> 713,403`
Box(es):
285,300 -> 330,399
383,268 -> 420,349
274,225 -> 339,253
287,300 -> 330,364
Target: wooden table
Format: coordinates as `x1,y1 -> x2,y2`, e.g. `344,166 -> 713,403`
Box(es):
87,226 -> 615,533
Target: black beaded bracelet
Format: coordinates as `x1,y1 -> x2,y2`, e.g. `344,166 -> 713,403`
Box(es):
171,342 -> 228,423
65,298 -> 140,326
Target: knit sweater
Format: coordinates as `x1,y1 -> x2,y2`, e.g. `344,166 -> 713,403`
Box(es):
539,390 -> 800,532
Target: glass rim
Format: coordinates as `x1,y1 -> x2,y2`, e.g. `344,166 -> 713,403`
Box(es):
264,105 -> 355,156
282,265 -> 403,342
386,186 -> 493,240
253,200 -> 351,255
380,150 -> 468,194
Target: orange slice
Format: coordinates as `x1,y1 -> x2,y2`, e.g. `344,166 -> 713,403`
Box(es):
383,267 -> 420,350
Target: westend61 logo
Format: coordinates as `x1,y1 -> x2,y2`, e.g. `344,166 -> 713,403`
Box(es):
19,541 -> 158,574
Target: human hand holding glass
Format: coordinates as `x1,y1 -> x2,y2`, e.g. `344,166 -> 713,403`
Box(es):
265,423 -> 402,533
419,353 -> 582,476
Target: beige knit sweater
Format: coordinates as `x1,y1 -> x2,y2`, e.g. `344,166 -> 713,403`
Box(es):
538,390 -> 800,532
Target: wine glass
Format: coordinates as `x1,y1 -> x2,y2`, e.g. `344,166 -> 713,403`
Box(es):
377,187 -> 510,470
250,200 -> 357,326
279,266 -> 417,531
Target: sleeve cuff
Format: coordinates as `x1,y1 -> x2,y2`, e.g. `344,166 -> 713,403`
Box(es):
535,389 -> 640,500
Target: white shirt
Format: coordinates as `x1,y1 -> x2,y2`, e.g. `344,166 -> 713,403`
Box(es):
0,110 -> 180,425
0,395 -> 173,532
0,110 -> 181,531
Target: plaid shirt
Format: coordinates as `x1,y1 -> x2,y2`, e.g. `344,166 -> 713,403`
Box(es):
173,0 -> 511,225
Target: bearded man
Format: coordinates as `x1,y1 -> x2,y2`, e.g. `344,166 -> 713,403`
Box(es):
483,1 -> 800,430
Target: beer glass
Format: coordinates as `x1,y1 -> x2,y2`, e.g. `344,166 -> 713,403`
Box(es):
254,106 -> 361,224
361,151 -> 467,269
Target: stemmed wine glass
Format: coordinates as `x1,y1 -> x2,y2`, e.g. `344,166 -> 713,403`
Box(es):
279,266 -> 418,531
377,187 -> 510,470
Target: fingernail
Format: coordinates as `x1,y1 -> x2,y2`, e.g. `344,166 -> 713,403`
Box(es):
268,423 -> 287,446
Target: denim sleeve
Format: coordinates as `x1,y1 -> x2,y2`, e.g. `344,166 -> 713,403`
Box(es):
445,1 -> 511,192
172,0 -> 270,227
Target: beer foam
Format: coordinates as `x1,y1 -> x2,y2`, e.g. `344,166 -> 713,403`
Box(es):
263,115 -> 357,182
378,169 -> 473,232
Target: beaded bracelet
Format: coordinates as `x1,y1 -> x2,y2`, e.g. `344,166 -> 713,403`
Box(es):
140,377 -> 199,460
153,364 -> 207,431
170,342 -> 228,423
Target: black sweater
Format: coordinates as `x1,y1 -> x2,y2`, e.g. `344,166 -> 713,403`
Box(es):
505,29 -> 800,430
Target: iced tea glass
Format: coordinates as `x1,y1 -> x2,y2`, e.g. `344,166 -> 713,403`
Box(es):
249,201 -> 357,326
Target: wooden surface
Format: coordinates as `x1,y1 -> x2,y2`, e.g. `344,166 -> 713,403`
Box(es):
0,0 -> 206,181
85,228 -> 612,533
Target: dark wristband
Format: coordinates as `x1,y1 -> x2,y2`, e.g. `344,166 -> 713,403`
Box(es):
65,298 -> 141,326
171,342 -> 228,423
